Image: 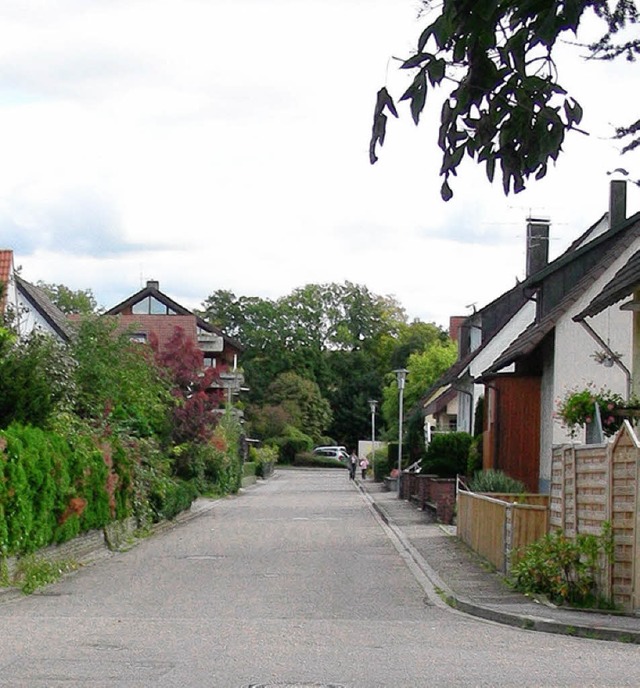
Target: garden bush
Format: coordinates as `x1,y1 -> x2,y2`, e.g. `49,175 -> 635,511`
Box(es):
421,432 -> 473,477
0,422 -> 122,556
469,469 -> 525,494
373,449 -> 391,481
251,445 -> 278,477
243,461 -> 257,477
293,452 -> 345,468
148,475 -> 198,522
510,525 -> 615,608
273,425 -> 313,464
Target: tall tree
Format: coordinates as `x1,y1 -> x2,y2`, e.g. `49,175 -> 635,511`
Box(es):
70,317 -> 171,438
381,339 -> 458,444
370,0 -> 639,199
266,371 -> 333,442
36,282 -> 98,315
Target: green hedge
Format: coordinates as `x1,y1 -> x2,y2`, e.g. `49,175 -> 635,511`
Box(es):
148,476 -> 198,522
0,423 -> 121,555
421,432 -> 473,477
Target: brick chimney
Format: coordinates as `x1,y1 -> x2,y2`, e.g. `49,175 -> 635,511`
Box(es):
609,179 -> 627,229
448,316 -> 466,345
146,280 -> 159,290
526,217 -> 550,277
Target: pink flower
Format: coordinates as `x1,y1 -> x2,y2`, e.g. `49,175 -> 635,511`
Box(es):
586,416 -> 592,424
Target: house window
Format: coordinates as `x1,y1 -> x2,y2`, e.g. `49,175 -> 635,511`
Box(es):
131,296 -> 178,315
130,332 -> 148,344
204,355 -> 217,368
150,297 -> 168,314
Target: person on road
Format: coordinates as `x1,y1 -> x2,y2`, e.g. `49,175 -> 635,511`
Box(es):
349,451 -> 358,480
359,456 -> 369,480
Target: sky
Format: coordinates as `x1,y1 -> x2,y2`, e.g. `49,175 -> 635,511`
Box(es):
1,0 -> 639,329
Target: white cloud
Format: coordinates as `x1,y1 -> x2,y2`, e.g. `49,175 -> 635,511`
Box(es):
1,0 -> 639,328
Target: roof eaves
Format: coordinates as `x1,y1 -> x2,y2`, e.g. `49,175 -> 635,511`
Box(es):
520,211 -> 640,290
573,248 -> 640,321
15,276 -> 74,342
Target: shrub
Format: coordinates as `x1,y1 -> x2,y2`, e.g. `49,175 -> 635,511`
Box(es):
251,445 -> 278,477
421,432 -> 473,477
274,425 -> 313,464
510,524 -> 615,608
469,469 -> 525,494
0,422 -> 121,556
148,476 -> 198,522
293,452 -> 345,468
243,461 -> 257,477
466,434 -> 483,476
0,330 -> 75,430
373,449 -> 391,481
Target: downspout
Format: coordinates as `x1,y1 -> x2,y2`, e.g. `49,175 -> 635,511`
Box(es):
578,319 -> 632,399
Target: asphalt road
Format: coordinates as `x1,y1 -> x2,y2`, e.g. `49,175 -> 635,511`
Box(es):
0,468 -> 638,687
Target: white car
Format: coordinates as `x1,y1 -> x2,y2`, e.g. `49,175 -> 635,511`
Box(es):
313,446 -> 349,462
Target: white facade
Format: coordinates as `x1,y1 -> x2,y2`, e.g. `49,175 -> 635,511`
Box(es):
536,245 -> 636,489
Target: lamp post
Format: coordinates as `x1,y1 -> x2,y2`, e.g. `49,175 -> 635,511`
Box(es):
394,369 -> 408,497
368,399 -> 378,480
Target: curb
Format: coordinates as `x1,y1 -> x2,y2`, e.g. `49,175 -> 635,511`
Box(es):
357,481 -> 640,645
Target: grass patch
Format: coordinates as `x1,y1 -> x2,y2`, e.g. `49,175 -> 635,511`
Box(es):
13,555 -> 79,594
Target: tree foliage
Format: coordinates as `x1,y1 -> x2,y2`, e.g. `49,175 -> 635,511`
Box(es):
370,0 -> 640,199
70,317 -> 171,438
0,327 -> 75,429
200,282 -> 452,449
266,371 -> 333,442
152,326 -> 223,444
36,281 -> 99,315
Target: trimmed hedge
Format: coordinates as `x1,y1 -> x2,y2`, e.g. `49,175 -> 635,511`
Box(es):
0,423 -> 120,555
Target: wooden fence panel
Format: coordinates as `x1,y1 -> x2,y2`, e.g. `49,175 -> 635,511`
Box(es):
510,504 -> 549,564
457,491 -> 507,571
550,423 -> 640,611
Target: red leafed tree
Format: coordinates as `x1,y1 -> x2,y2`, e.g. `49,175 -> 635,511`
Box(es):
151,327 -> 224,443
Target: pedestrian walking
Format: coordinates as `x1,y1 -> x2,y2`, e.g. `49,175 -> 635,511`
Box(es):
359,456 -> 369,480
349,451 -> 358,480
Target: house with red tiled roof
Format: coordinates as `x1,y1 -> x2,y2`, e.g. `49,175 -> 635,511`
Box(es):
105,280 -> 244,398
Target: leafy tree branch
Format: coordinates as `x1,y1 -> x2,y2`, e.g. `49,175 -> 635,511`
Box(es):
370,0 -> 639,200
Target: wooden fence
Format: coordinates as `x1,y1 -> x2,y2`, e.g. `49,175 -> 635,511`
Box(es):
550,421 -> 640,611
457,489 -> 549,573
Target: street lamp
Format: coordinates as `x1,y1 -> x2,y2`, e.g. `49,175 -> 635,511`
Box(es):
394,369 -> 408,497
367,399 -> 378,480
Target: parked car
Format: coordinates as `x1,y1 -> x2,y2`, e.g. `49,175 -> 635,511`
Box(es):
313,446 -> 349,462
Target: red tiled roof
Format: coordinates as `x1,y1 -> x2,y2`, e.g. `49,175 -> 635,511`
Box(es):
109,314 -> 198,353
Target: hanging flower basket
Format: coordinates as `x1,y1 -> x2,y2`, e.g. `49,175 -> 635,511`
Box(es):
556,385 -> 625,438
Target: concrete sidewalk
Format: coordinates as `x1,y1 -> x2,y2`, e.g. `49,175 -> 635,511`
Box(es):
357,478 -> 640,644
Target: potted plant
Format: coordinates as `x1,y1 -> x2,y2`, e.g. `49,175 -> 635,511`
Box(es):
556,385 -> 625,439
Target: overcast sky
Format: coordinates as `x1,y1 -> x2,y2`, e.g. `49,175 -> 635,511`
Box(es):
1,0 -> 639,328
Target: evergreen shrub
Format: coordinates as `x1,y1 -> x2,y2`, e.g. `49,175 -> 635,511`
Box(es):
421,432 -> 473,477
148,475 -> 198,521
373,449 -> 390,481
